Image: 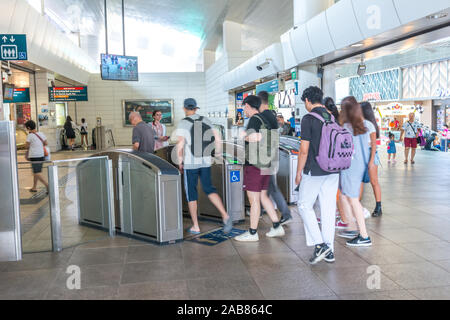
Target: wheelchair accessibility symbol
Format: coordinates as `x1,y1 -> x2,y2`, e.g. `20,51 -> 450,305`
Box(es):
230,171 -> 240,183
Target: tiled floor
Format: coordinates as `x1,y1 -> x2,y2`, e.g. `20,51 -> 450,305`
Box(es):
1,147 -> 450,300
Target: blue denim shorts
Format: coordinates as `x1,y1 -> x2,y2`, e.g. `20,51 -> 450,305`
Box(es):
184,167 -> 217,202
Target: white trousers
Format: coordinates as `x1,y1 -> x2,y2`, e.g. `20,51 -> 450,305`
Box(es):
297,173 -> 339,251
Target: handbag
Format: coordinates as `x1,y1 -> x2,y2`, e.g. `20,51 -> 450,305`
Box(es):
408,122 -> 421,144
32,132 -> 49,158
358,134 -> 371,184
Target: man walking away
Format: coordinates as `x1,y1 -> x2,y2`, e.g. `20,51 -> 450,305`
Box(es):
235,95 -> 285,242
130,112 -> 155,153
257,91 -> 293,225
175,98 -> 233,234
295,87 -> 341,265
400,113 -> 421,164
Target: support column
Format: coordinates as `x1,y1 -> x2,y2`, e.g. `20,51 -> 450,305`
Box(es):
294,0 -> 334,117
323,65 -> 337,100
223,20 -> 243,53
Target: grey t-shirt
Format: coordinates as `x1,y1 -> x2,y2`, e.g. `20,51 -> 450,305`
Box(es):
132,121 -> 155,153
175,114 -> 214,170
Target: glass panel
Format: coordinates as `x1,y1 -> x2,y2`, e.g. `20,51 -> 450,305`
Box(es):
55,103 -> 66,127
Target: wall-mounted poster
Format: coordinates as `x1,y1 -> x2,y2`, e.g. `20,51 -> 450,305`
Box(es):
123,99 -> 174,127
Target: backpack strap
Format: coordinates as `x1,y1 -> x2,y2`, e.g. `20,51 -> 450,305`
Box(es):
183,117 -> 195,124
253,114 -> 268,128
308,112 -> 335,123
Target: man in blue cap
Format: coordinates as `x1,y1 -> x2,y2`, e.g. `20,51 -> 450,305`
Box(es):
175,98 -> 233,234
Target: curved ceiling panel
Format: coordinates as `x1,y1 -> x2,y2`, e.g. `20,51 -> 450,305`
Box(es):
290,24 -> 315,64
393,0 -> 450,24
306,12 -> 335,58
326,0 -> 364,48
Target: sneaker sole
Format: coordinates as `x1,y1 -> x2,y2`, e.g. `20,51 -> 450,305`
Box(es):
234,237 -> 259,242
324,258 -> 335,263
337,233 -> 359,239
266,230 -> 285,238
346,242 -> 372,247
281,219 -> 293,226
335,225 -> 348,230
309,247 -> 332,265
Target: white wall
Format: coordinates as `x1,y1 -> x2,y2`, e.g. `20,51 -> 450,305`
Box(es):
75,73 -> 206,146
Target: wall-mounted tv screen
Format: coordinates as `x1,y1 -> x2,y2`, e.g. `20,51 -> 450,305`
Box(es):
3,83 -> 15,101
101,54 -> 138,81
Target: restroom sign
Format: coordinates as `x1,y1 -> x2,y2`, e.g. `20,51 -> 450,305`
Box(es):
230,171 -> 240,183
0,34 -> 27,61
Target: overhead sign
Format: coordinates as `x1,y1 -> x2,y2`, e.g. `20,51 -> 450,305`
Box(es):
3,88 -> 30,103
256,80 -> 279,94
0,34 -> 27,61
49,87 -> 88,102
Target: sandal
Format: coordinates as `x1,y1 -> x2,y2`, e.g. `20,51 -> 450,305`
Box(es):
411,160 -> 415,164
404,160 -> 408,164
29,189 -> 38,193
187,228 -> 201,235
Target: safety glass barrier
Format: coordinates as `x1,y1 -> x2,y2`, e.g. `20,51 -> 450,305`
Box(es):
17,156 -> 115,253
17,159 -> 52,253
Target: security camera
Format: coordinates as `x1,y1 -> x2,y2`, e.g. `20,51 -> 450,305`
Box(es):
6,69 -> 12,76
256,59 -> 272,71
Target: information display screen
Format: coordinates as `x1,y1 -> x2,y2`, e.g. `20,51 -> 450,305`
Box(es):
49,87 -> 88,102
101,54 -> 138,81
3,87 -> 30,103
3,83 -> 14,101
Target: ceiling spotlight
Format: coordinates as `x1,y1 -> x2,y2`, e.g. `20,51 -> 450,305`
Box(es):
357,57 -> 367,77
351,43 -> 363,48
426,12 -> 448,20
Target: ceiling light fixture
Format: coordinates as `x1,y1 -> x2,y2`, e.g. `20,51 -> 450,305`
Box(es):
426,12 -> 448,20
351,43 -> 363,48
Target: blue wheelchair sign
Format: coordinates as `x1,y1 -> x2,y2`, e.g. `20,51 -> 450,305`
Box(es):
230,171 -> 240,183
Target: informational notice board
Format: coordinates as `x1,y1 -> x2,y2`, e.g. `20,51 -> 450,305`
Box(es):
49,87 -> 88,102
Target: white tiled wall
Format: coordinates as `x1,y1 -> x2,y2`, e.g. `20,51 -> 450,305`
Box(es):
75,73 -> 206,146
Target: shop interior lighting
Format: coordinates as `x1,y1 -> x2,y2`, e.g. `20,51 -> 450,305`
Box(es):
351,43 -> 364,48
426,12 -> 448,20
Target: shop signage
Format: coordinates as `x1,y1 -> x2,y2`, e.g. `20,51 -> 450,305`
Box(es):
3,87 -> 30,103
0,34 -> 27,61
379,103 -> 416,116
435,87 -> 450,98
256,80 -> 279,94
363,92 -> 382,101
49,87 -> 88,102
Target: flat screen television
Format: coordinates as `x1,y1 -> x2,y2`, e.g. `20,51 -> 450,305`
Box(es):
3,83 -> 15,101
100,54 -> 138,81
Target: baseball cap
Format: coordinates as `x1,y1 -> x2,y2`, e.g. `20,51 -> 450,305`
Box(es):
184,98 -> 199,110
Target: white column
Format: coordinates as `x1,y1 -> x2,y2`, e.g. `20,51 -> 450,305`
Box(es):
223,20 -> 243,53
293,0 -> 334,26
294,0 -> 334,117
323,65 -> 337,100
203,49 -> 216,72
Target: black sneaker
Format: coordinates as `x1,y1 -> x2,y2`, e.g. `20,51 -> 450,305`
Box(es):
346,235 -> 372,247
309,243 -> 331,265
280,215 -> 293,226
324,251 -> 335,263
372,208 -> 383,217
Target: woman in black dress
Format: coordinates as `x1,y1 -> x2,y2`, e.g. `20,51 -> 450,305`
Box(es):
64,116 -> 76,151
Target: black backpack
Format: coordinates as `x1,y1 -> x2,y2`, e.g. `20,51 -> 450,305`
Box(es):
184,116 -> 215,157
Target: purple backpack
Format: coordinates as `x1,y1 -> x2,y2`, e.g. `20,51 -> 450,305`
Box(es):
308,112 -> 354,173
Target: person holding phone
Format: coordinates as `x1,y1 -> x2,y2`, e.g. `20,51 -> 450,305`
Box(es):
152,110 -> 170,151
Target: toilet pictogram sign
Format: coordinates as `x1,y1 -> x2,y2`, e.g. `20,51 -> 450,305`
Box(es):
0,34 -> 27,61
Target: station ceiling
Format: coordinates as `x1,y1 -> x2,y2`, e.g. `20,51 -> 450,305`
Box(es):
34,0 -> 293,72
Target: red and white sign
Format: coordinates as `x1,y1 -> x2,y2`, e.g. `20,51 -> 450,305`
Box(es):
363,92 -> 382,101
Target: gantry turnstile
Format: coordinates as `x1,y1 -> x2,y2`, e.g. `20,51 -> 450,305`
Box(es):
155,143 -> 245,223
79,149 -> 183,244
278,136 -> 301,204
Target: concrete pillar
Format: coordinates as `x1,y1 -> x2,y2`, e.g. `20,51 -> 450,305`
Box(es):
223,20 -> 242,53
293,0 -> 334,26
203,49 -> 216,72
323,65 -> 337,100
294,0 -> 334,117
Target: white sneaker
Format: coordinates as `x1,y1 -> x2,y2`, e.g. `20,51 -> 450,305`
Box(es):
363,207 -> 371,219
266,226 -> 285,238
235,231 -> 259,242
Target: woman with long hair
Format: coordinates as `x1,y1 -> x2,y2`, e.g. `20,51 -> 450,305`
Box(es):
64,116 -> 76,151
338,96 -> 376,247
361,102 -> 382,217
235,111 -> 244,126
323,97 -> 340,122
151,110 -> 169,151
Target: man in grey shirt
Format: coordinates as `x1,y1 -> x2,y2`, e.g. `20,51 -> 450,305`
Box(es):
175,98 -> 233,234
130,112 -> 155,153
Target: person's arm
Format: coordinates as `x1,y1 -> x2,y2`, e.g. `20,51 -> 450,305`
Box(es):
132,128 -> 140,151
213,129 -> 222,155
368,132 -> 377,169
176,135 -> 185,172
295,141 -> 309,185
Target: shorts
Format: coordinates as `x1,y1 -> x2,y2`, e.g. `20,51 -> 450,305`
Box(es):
184,167 -> 217,202
30,157 -> 45,173
404,137 -> 418,149
243,165 -> 270,192
80,131 -> 88,136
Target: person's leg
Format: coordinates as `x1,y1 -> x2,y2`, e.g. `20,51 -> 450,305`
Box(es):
339,194 -> 357,231
349,197 -> 369,238
184,169 -> 200,232
297,174 -> 325,246
260,190 -> 281,223
199,167 -> 230,222
404,147 -> 410,163
247,191 -> 261,230
32,173 -> 38,190
411,147 -> 417,163
268,175 -> 291,219
369,165 -> 382,216
35,172 -> 49,190
318,174 -> 339,252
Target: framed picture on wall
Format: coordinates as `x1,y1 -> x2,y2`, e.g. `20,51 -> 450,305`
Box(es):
123,99 -> 174,127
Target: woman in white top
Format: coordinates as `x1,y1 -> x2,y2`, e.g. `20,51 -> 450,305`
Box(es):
25,120 -> 49,193
151,110 -> 169,151
80,118 -> 88,150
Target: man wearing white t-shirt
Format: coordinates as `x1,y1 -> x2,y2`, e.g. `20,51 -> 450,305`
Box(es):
400,113 -> 421,164
25,120 -> 49,193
